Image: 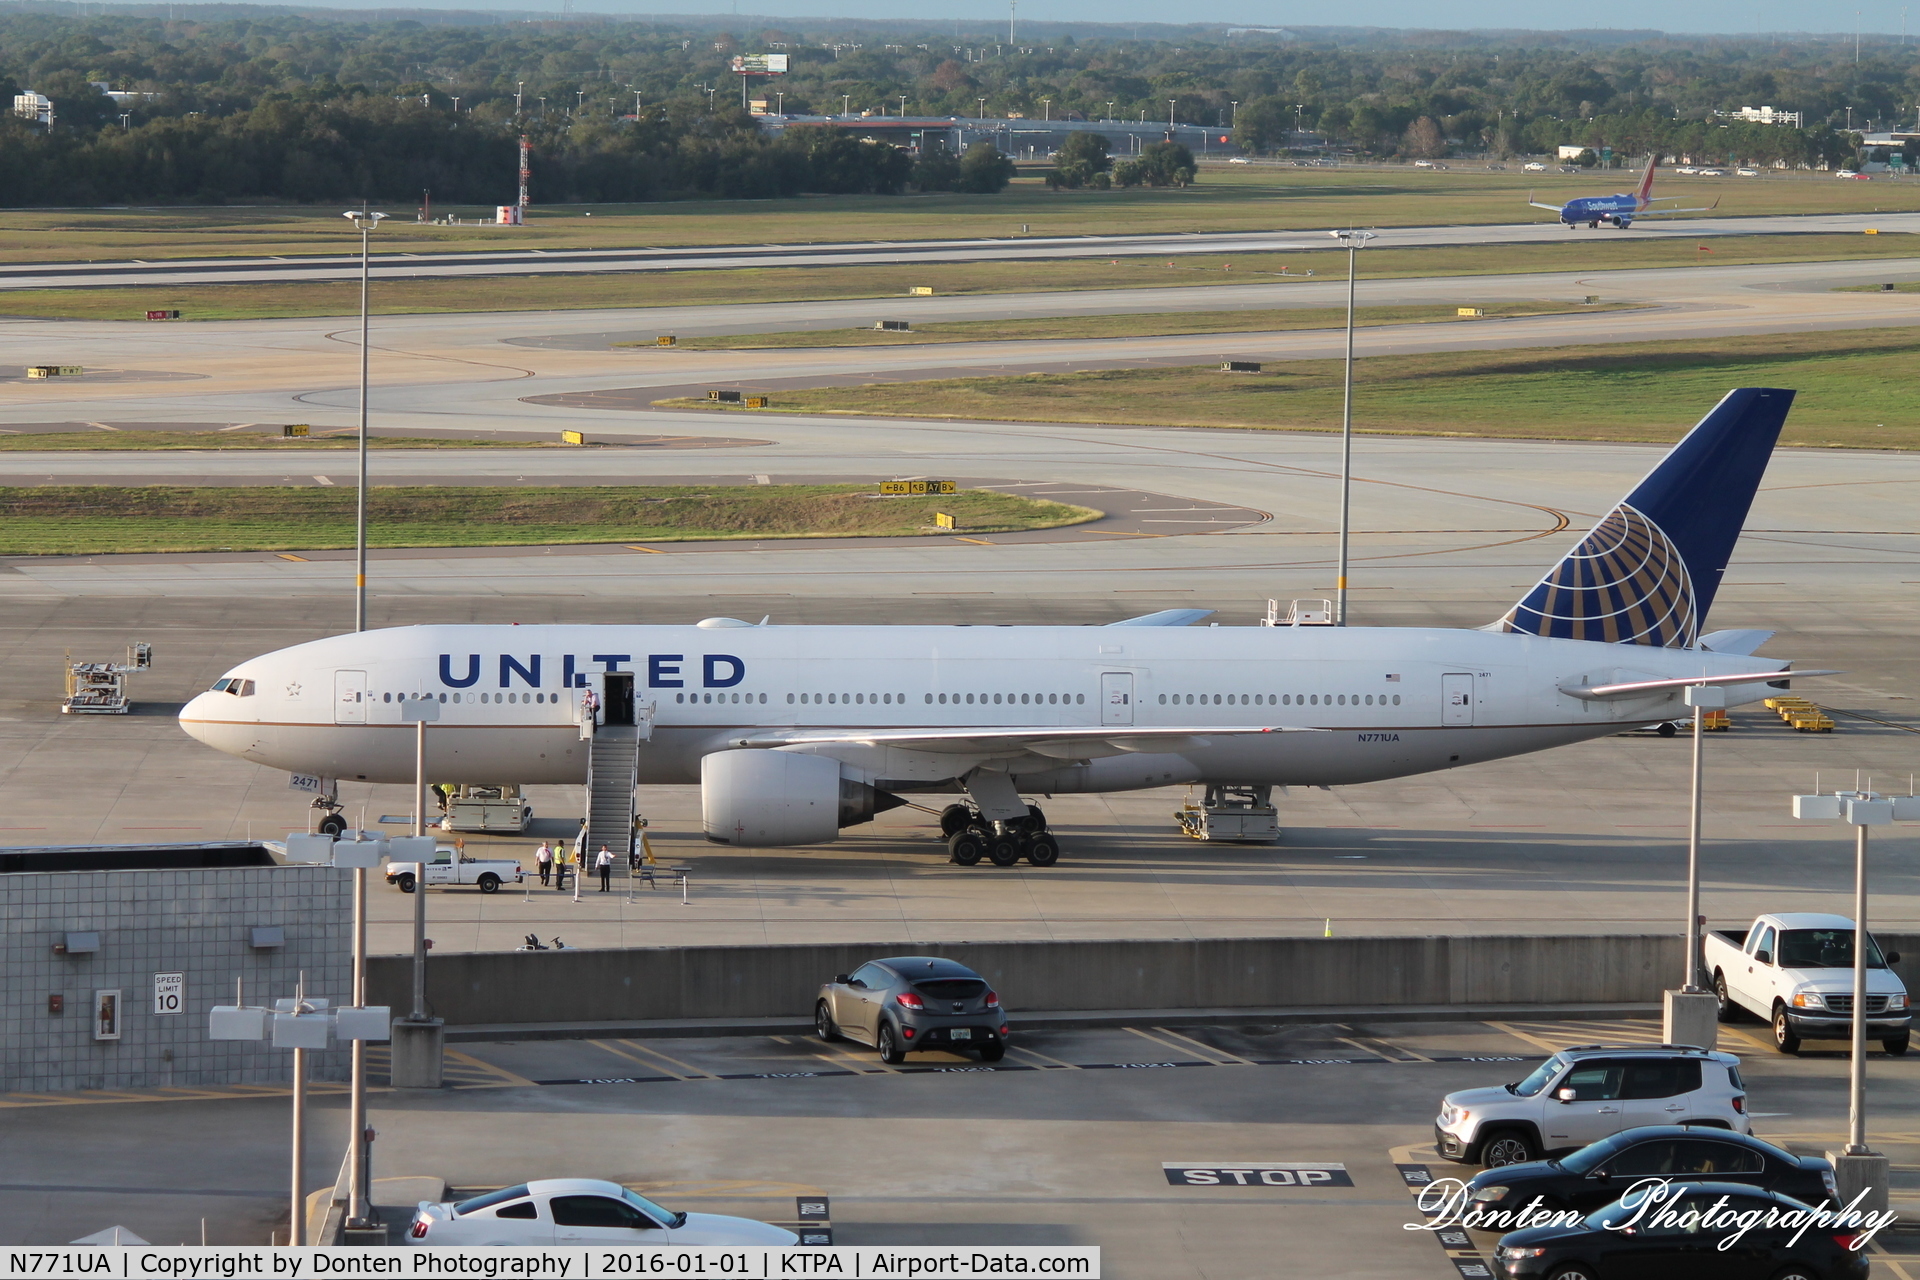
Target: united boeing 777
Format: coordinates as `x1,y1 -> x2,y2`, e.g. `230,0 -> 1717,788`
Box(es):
182,389 -> 1819,862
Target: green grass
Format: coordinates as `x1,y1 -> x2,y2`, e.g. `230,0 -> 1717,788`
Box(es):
0,431 -> 589,451
0,484 -> 1098,555
693,326 -> 1920,450
653,301 -> 1645,350
1,169 -> 1911,265
0,234 -> 1909,322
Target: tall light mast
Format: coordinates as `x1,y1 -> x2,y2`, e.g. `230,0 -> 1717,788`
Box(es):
518,135 -> 530,209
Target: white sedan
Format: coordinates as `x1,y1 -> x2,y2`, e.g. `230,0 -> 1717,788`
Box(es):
408,1179 -> 799,1246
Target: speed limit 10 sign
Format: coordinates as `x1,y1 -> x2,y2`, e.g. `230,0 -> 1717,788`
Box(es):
153,972 -> 185,1015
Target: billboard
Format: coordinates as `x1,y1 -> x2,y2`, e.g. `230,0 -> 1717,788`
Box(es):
731,54 -> 789,74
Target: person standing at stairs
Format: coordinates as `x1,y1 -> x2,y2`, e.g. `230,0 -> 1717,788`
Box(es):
596,844 -> 615,892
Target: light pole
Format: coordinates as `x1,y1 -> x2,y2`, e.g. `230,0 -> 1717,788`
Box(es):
390,700 -> 443,1088
1041,98 -> 1050,121
515,81 -> 523,115
1327,229 -> 1374,625
1663,683 -> 1725,1050
1231,100 -> 1239,129
340,210 -> 386,634
576,89 -> 585,114
450,96 -> 460,113
1168,99 -> 1176,130
979,98 -> 987,119
1791,783 -> 1920,1214
900,94 -> 908,117
843,93 -> 852,117
774,92 -> 783,116
1105,101 -> 1114,122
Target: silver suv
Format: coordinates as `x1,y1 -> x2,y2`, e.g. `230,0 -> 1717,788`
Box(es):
1435,1044 -> 1749,1167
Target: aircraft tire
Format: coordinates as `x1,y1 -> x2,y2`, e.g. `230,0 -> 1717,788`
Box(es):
318,814 -> 347,836
939,804 -> 974,838
1025,834 -> 1061,867
948,831 -> 985,866
987,835 -> 1023,867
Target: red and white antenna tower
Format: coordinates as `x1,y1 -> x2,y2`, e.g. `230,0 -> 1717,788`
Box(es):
518,135 -> 531,209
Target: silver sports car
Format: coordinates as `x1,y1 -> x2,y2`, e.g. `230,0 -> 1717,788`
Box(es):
816,956 -> 1009,1064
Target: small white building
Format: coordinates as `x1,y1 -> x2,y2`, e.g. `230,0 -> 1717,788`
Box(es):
13,91 -> 51,127
1724,105 -> 1803,127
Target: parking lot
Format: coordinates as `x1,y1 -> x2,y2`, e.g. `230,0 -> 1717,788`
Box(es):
11,1016 -> 1920,1276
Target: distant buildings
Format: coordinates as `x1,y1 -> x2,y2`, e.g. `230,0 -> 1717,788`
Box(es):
1722,105 -> 1803,127
12,92 -> 51,127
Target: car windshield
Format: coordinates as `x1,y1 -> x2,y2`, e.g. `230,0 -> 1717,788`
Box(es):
1511,1056 -> 1566,1098
1778,929 -> 1885,969
622,1188 -> 686,1228
454,1184 -> 530,1216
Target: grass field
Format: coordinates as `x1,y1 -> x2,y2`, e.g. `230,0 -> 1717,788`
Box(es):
655,301 -> 1644,349
2,169 -> 1912,265
2,234 -> 1911,322
0,431 -> 583,451
681,327 -> 1920,450
0,484 -> 1097,555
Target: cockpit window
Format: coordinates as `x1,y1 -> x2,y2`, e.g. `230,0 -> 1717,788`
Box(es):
212,678 -> 256,697
212,678 -> 233,692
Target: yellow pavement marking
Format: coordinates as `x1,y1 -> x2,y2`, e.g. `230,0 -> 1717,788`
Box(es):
615,1038 -> 721,1081
1485,1021 -> 1575,1054
1870,1243 -> 1919,1280
275,554 -> 309,561
443,1049 -> 535,1088
952,537 -> 996,546
586,1039 -> 691,1080
1153,1026 -> 1257,1066
1005,1043 -> 1081,1070
625,545 -> 665,553
0,1082 -> 351,1109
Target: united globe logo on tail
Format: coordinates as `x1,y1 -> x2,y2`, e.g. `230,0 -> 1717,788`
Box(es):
1498,504 -> 1697,647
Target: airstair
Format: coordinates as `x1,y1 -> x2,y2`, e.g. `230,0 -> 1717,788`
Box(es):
582,723 -> 643,858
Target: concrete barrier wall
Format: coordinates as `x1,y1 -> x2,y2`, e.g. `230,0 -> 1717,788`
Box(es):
368,933 -> 1687,1027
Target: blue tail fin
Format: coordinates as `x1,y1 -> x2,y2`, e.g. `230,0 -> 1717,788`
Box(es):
1494,387 -> 1794,647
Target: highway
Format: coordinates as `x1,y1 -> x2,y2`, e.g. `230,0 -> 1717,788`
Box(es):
3,210 -> 1916,289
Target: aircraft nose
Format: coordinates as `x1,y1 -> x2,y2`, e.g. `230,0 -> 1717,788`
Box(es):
178,692 -> 222,747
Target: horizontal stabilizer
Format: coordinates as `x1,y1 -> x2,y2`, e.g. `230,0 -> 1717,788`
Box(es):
1107,608 -> 1215,627
1698,629 -> 1775,656
1559,669 -> 1836,701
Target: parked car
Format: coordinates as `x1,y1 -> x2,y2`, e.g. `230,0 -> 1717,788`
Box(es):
1491,1183 -> 1867,1279
1463,1126 -> 1835,1216
1523,162 -> 1548,171
1737,168 -> 1762,176
408,1179 -> 797,1246
1675,166 -> 1700,174
1698,169 -> 1724,176
1227,156 -> 1251,164
1704,912 -> 1910,1054
817,956 -> 1008,1063
1435,1045 -> 1749,1167
387,847 -> 524,894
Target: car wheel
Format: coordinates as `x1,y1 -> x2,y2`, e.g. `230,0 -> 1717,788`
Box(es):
1773,1005 -> 1802,1055
939,804 -> 973,838
814,1001 -> 838,1043
978,1043 -> 1006,1063
948,831 -> 984,866
1885,1033 -> 1910,1056
477,874 -> 500,894
877,1022 -> 907,1065
1545,1265 -> 1598,1280
1025,834 -> 1060,866
988,836 -> 1023,867
318,814 -> 347,836
1769,1268 -> 1821,1280
1479,1130 -> 1538,1168
396,873 -> 416,894
1715,972 -> 1741,1022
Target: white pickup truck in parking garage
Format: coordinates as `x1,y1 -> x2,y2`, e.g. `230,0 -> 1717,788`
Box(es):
1706,911 -> 1911,1055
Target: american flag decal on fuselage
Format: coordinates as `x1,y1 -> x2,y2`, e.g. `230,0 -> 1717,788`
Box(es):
1497,503 -> 1698,648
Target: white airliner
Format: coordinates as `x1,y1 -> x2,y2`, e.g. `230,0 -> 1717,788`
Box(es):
181,389 -> 1818,858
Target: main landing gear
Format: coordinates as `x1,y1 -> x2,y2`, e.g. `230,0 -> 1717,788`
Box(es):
939,803 -> 1060,868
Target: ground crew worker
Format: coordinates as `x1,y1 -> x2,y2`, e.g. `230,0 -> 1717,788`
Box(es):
596,844 -> 615,892
535,841 -> 553,886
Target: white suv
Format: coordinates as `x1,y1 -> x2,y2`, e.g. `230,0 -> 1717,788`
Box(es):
1435,1045 -> 1750,1167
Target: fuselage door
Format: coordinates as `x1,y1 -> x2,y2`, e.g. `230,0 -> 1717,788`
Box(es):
334,670 -> 368,725
1441,673 -> 1474,726
1100,672 -> 1134,727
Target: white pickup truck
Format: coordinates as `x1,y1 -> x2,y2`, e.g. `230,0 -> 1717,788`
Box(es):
386,848 -> 524,895
1706,911 -> 1911,1055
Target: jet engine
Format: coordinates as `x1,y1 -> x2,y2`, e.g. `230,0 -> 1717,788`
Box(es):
701,749 -> 903,846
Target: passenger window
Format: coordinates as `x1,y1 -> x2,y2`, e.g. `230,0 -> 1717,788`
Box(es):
849,963 -> 887,990
1606,1140 -> 1677,1176
1620,1060 -> 1695,1100
1671,1141 -> 1763,1175
1558,1063 -> 1624,1101
1752,926 -> 1777,962
494,1201 -> 538,1220
549,1196 -> 651,1229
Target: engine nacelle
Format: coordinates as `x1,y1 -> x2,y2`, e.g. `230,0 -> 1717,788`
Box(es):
701,749 -> 902,846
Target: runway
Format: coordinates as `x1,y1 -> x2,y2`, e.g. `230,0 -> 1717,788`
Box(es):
3,211 -> 1916,290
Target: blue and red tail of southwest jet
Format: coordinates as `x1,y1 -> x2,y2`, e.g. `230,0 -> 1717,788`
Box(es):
1495,388 -> 1795,647
1527,155 -> 1718,229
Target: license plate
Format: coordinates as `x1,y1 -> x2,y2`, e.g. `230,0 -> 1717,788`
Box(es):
950,1028 -> 972,1040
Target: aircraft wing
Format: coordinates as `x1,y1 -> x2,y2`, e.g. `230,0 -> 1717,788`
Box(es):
1527,201 -> 1566,212
1558,669 -> 1837,701
721,723 -> 1321,758
1627,199 -> 1720,217
1106,608 -> 1215,627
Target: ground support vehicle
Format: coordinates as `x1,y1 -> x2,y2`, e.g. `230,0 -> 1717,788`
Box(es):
387,848 -> 524,894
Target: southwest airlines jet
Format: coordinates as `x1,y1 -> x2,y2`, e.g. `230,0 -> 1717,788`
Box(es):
1529,155 -> 1718,228
182,389 -> 1818,855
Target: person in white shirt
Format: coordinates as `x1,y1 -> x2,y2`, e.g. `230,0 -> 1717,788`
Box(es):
534,841 -> 553,886
595,844 -> 615,892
